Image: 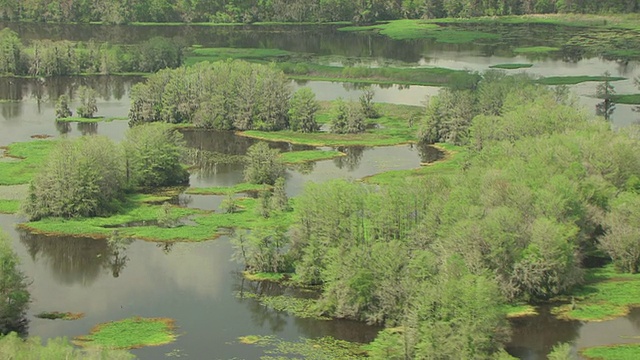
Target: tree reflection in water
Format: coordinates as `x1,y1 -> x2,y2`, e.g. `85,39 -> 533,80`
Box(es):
333,146 -> 364,171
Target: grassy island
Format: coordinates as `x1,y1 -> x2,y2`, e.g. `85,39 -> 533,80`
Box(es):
74,317 -> 176,349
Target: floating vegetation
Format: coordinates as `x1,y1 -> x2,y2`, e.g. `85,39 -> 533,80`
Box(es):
503,304 -> 538,319
611,94 -> 640,105
243,271 -> 289,282
489,63 -> 533,70
240,292 -> 329,320
552,265 -> 640,322
35,311 -> 85,320
30,134 -> 53,139
513,46 -> 561,54
74,317 -> 177,349
537,75 -> 626,85
55,116 -> 128,123
0,199 -> 20,214
238,335 -> 366,359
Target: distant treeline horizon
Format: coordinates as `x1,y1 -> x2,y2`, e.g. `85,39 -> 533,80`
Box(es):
1,0 -> 638,25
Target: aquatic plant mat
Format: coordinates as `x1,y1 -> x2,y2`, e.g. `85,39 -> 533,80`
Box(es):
74,317 -> 176,349
238,335 -> 366,359
35,311 -> 84,320
552,265 -> 640,322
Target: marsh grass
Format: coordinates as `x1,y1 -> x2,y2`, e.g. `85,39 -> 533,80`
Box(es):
185,47 -> 292,65
552,265 -> 640,322
537,75 -> 626,85
243,271 -> 290,282
74,317 -> 176,349
513,46 -> 560,54
240,292 -> 328,320
581,343 -> 640,360
35,311 -> 85,320
611,94 -> 640,105
503,304 -> 538,318
0,140 -> 58,185
0,200 -> 20,214
185,183 -> 269,195
238,334 -> 365,359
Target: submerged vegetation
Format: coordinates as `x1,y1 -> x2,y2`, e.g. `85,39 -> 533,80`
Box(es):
74,317 -> 176,349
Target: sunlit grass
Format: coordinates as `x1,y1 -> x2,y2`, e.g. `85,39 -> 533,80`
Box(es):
537,75 -> 626,85
74,317 -> 176,349
513,46 -> 560,54
502,304 -> 538,318
611,94 -> 640,105
0,140 -> 58,185
35,311 -> 85,320
582,343 -> 640,360
552,265 -> 640,321
0,200 -> 20,214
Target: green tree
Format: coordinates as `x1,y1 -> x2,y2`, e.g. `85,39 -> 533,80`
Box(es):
123,123 -> 190,187
22,136 -> 126,220
330,98 -> 366,134
547,342 -> 576,360
272,177 -> 290,212
76,85 -> 98,118
0,28 -> 23,75
595,71 -> 616,121
289,87 -> 319,133
359,87 -> 380,118
0,231 -> 29,336
54,94 -> 72,119
600,192 -> 640,273
243,142 -> 285,185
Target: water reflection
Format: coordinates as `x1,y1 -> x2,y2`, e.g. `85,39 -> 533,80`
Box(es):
77,122 -> 98,135
333,146 -> 365,171
18,230 -> 132,286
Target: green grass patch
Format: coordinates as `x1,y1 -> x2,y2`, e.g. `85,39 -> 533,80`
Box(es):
552,265 -> 640,322
185,47 -> 292,65
238,335 -> 365,359
0,199 -> 20,214
126,193 -> 173,203
35,311 -> 84,320
611,94 -> 640,105
55,116 -> 128,123
21,195 -> 295,242
582,344 -> 640,360
503,304 -> 538,318
513,46 -> 560,54
537,75 -> 626,85
240,102 -> 420,147
280,150 -> 345,164
0,140 -> 58,185
74,317 -> 176,349
364,143 -> 465,185
489,63 -> 533,70
185,183 -> 268,195
339,19 -> 498,43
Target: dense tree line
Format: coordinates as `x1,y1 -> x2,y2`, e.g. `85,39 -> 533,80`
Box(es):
129,61 -> 322,132
0,0 -> 636,24
0,231 -> 30,336
233,73 -> 640,357
22,123 -> 188,221
0,29 -> 184,76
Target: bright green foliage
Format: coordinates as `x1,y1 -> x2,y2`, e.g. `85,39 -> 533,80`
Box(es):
123,123 -> 189,187
54,94 -> 73,119
22,136 -> 126,221
595,71 -> 617,121
157,202 -> 180,228
231,227 -> 291,273
581,343 -> 640,360
76,86 -> 98,118
220,193 -> 239,214
600,192 -> 640,273
288,87 -> 319,133
272,177 -> 290,212
0,140 -> 59,186
137,36 -> 184,72
330,99 -> 366,134
359,88 -> 379,119
243,142 -> 285,185
130,61 -> 291,131
548,342 -> 575,360
0,332 -> 134,360
0,231 -> 29,335
0,29 -> 23,75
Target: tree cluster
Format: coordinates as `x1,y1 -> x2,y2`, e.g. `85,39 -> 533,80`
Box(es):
233,73 -> 640,358
129,61 -> 319,133
0,231 -> 30,336
0,29 -> 184,77
22,123 -> 189,221
0,0 -> 636,24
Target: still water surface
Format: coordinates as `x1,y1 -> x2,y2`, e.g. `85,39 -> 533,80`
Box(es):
0,23 -> 640,359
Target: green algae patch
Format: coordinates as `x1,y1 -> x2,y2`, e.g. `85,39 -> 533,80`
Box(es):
537,75 -> 626,86
611,94 -> 640,105
0,200 -> 20,214
364,143 -> 465,185
552,265 -> 640,322
0,140 -> 58,185
339,19 -> 498,43
280,150 -> 345,164
489,63 -> 533,70
240,292 -> 328,320
238,335 -> 269,345
513,46 -> 560,54
74,317 -> 176,349
582,343 -> 640,360
185,183 -> 268,195
35,311 -> 85,320
503,304 -> 538,319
